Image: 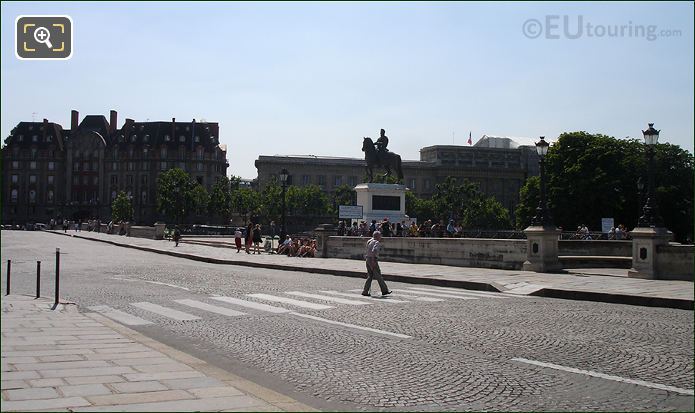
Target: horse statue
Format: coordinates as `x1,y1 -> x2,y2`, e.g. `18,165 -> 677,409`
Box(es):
362,137 -> 404,183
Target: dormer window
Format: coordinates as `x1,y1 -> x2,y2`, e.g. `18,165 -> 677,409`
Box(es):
29,125 -> 33,131
186,126 -> 190,131
164,135 -> 170,141
179,135 -> 186,142
47,136 -> 53,142
32,135 -> 38,142
18,135 -> 24,142
131,135 -> 137,142
144,134 -> 149,142
139,125 -> 144,130
194,136 -> 199,143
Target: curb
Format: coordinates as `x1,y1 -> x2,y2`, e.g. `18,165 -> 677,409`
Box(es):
46,231 -> 694,311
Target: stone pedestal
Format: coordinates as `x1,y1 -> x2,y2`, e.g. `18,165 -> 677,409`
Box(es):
628,226 -> 672,279
313,224 -> 336,258
354,183 -> 408,224
522,226 -> 562,272
154,222 -> 166,240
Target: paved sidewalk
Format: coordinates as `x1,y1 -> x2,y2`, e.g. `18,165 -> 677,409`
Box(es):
47,231 -> 693,310
1,295 -> 315,412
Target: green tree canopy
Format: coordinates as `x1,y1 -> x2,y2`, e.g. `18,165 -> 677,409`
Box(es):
232,188 -> 262,224
515,176 -> 540,230
111,191 -> 133,223
209,177 -> 232,222
156,168 -> 196,224
191,184 -> 209,217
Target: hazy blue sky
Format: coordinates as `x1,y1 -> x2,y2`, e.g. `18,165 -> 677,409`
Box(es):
2,1 -> 693,179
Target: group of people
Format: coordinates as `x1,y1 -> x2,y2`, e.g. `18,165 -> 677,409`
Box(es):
50,218 -> 103,233
233,224 -> 318,257
337,218 -> 465,238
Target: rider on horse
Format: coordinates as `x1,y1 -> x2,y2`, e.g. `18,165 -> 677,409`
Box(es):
375,129 -> 389,161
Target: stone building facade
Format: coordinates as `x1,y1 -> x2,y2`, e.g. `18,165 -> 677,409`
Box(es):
254,136 -> 539,216
2,110 -> 228,225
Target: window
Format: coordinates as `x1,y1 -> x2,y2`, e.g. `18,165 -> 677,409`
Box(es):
409,178 -> 416,189
73,161 -> 80,171
301,175 -> 310,185
142,161 -> 149,170
141,190 -> 147,204
29,175 -> 37,184
164,134 -> 170,142
160,147 -> 167,158
126,175 -> 134,185
317,175 -> 326,186
179,162 -> 186,170
30,161 -> 37,170
32,135 -> 38,142
11,189 -> 18,203
160,161 -> 167,170
196,162 -> 203,171
128,162 -> 135,171
112,162 -> 118,171
29,190 -> 37,203
196,148 -> 204,160
348,176 -> 357,187
11,175 -> 18,184
83,161 -> 89,171
48,161 -> 55,170
47,190 -> 54,203
31,148 -> 37,159
179,135 -> 186,143
48,175 -> 54,185
82,176 -> 89,185
72,176 -> 79,184
111,191 -> 117,201
47,135 -> 53,142
12,161 -> 19,169
334,176 -> 342,186
110,175 -> 118,185
143,148 -> 149,156
194,136 -> 200,143
424,179 -> 432,191
141,175 -> 148,185
93,176 -> 99,185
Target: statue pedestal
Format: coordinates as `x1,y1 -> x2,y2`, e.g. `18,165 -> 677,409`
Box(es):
628,226 -> 672,279
522,226 -> 562,273
354,183 -> 408,224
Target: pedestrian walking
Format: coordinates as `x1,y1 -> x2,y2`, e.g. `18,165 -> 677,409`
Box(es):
172,226 -> 181,247
245,223 -> 253,254
234,227 -> 242,253
252,224 -> 262,254
362,231 -> 392,297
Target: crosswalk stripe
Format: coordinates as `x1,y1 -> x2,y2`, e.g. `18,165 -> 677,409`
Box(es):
398,289 -> 479,300
321,291 -> 409,303
88,306 -> 153,326
174,299 -> 246,317
406,286 -> 509,299
285,292 -> 371,305
289,312 -> 411,339
247,294 -> 334,310
210,296 -> 290,314
388,293 -> 444,302
130,302 -> 201,321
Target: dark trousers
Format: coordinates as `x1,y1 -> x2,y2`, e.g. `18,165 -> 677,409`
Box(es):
363,258 -> 389,295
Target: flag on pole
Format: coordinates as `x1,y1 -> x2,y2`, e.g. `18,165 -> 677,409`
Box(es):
467,131 -> 472,145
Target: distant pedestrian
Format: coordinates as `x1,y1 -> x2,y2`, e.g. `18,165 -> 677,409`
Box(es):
362,231 -> 391,297
234,228 -> 242,253
245,223 -> 253,254
252,224 -> 262,254
173,227 -> 181,247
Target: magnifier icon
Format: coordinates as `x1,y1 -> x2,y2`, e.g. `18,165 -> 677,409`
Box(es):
33,27 -> 53,49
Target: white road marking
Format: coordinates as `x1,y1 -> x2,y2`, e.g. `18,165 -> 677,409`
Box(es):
289,312 -> 411,339
247,294 -> 334,310
142,281 -> 190,291
130,302 -> 201,321
406,286 -> 509,299
387,293 -> 444,302
322,291 -> 409,303
88,305 -> 153,326
210,296 -> 290,314
285,291 -> 370,305
399,289 -> 479,300
511,357 -> 694,396
174,299 -> 246,317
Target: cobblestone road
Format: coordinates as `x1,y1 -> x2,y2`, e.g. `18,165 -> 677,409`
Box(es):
2,232 -> 693,411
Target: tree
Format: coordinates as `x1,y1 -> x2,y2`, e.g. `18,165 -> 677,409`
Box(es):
111,191 -> 133,223
287,185 -> 330,216
430,177 -> 478,222
232,188 -> 262,224
462,196 -> 512,230
332,184 -> 356,213
156,168 -> 196,224
209,177 -> 232,223
191,185 -> 209,217
544,132 -> 693,242
515,176 -> 540,230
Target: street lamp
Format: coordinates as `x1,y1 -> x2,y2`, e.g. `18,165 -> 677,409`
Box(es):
279,168 -> 289,240
637,123 -> 663,227
530,136 -> 553,227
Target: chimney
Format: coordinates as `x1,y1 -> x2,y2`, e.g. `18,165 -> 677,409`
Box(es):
43,118 -> 48,140
109,110 -> 118,134
171,117 -> 176,140
71,110 -> 79,131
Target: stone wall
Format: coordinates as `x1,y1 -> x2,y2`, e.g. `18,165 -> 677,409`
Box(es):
657,244 -> 695,280
558,240 -> 632,257
326,237 -> 528,270
128,225 -> 156,240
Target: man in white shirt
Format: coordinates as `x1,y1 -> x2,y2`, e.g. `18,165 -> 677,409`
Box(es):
362,231 -> 391,297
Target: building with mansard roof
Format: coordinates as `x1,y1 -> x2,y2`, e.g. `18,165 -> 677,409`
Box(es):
2,110 -> 228,225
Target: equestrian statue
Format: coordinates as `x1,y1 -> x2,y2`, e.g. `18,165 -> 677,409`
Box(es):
362,129 -> 403,183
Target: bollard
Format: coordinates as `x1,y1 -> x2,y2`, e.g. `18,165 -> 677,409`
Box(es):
5,259 -> 11,296
36,261 -> 41,299
52,248 -> 60,310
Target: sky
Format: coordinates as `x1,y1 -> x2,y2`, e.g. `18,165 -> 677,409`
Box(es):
2,1 -> 693,179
